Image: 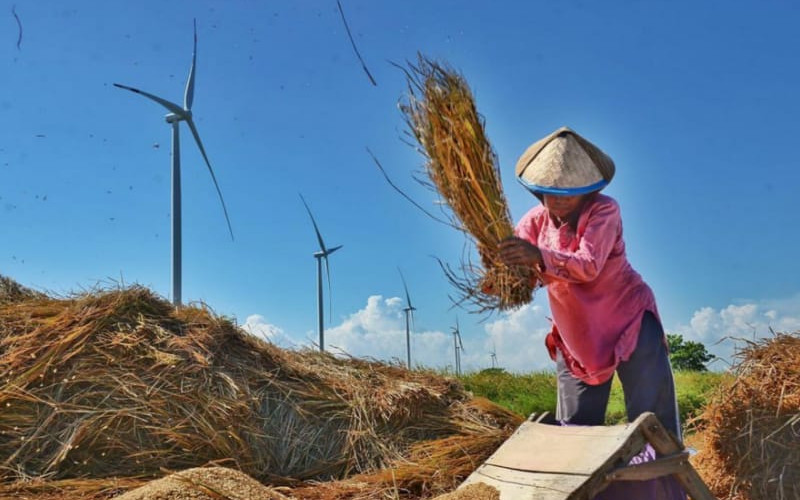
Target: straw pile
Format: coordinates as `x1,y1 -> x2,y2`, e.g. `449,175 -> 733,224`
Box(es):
0,275 -> 45,304
693,332 -> 800,500
398,55 -> 537,312
0,276 -> 522,499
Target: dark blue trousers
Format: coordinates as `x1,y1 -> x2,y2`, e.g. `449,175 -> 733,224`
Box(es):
555,311 -> 686,499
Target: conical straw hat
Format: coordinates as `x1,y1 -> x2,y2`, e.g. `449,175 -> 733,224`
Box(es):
515,127 -> 615,195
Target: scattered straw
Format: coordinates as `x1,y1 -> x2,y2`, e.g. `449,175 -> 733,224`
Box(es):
397,55 -> 538,313
692,332 -> 800,500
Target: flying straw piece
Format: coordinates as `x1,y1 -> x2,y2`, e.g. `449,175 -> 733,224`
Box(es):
336,0 -> 377,86
12,5 -> 22,51
398,55 -> 538,312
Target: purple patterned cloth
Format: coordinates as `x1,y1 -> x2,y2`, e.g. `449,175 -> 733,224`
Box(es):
591,444 -> 687,500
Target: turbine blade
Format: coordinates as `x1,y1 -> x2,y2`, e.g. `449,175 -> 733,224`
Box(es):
184,18 -> 197,110
325,256 -> 333,323
185,118 -> 234,241
327,245 -> 343,255
113,83 -> 185,116
398,268 -> 413,309
299,193 -> 327,252
455,318 -> 464,351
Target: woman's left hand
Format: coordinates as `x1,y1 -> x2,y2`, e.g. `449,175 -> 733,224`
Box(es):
498,236 -> 543,270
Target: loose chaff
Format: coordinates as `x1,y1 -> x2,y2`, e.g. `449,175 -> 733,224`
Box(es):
397,55 -> 538,312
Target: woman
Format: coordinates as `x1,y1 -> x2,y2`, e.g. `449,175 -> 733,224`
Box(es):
498,127 -> 685,499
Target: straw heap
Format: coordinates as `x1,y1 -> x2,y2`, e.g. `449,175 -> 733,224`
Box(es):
693,332 -> 800,500
0,278 -> 522,499
399,55 -> 537,312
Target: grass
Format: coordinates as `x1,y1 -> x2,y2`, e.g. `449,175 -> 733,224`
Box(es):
460,368 -> 730,430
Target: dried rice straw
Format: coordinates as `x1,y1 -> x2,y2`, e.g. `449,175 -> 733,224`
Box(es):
692,331 -> 800,499
0,278 -> 522,500
397,55 -> 538,312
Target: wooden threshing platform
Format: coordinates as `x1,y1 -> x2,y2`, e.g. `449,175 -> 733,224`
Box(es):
459,412 -> 715,499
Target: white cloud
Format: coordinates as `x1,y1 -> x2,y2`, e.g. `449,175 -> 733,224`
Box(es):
325,295 -> 452,368
673,293 -> 800,367
475,302 -> 554,373
241,295 -> 557,373
243,292 -> 800,374
241,314 -> 297,347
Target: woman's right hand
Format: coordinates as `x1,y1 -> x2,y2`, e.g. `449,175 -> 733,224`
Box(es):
497,236 -> 543,270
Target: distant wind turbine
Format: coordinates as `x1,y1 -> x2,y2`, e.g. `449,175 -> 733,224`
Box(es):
398,268 -> 416,369
300,194 -> 342,352
114,19 -> 233,307
451,318 -> 465,376
490,342 -> 498,369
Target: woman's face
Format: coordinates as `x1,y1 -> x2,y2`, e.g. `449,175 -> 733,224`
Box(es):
542,194 -> 585,219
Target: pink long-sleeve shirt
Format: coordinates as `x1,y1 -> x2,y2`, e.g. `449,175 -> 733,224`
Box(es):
515,194 -> 659,385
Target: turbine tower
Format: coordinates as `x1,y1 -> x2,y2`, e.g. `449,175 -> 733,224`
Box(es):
451,318 -> 465,376
398,268 -> 416,369
490,342 -> 498,369
300,194 -> 342,352
114,19 -> 233,307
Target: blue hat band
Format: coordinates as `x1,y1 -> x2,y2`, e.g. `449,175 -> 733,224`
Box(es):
516,177 -> 608,196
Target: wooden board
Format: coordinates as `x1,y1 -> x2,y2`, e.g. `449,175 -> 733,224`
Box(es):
484,418 -> 647,476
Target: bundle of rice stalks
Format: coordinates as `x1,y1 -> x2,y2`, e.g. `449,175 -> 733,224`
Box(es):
692,332 -> 800,500
398,55 -> 537,312
0,282 -> 521,499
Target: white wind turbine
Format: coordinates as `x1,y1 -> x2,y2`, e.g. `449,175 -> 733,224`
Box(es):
451,318 -> 465,376
300,194 -> 342,352
490,341 -> 499,369
398,268 -> 416,369
114,19 -> 233,307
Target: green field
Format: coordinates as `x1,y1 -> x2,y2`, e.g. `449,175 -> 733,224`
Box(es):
459,368 -> 730,428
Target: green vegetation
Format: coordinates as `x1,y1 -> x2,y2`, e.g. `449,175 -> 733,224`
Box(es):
460,368 -> 730,428
667,333 -> 716,371
460,368 -> 557,418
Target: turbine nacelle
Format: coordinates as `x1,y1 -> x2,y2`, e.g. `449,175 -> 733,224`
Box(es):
165,110 -> 190,123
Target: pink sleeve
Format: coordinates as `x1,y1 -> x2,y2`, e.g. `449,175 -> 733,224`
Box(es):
539,201 -> 621,283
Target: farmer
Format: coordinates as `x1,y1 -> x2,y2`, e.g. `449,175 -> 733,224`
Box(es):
497,127 -> 685,498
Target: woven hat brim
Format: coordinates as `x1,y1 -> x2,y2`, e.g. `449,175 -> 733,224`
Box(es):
515,127 -> 616,186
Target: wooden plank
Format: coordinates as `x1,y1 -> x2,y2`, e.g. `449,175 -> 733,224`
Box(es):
485,414 -> 649,476
638,413 -> 683,455
461,463 -> 590,500
673,467 -> 718,500
605,452 -> 688,481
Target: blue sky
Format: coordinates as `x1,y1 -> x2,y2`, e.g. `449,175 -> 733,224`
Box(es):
2,1 -> 799,373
